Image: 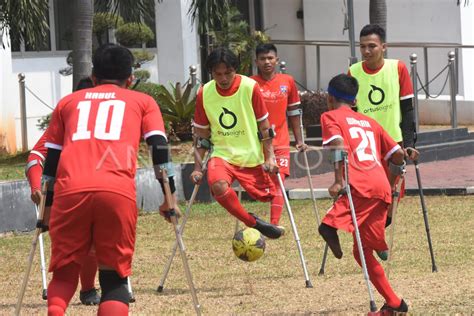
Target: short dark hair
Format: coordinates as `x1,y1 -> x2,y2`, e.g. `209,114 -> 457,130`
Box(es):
255,43 -> 277,57
206,47 -> 239,72
75,77 -> 94,91
360,24 -> 386,43
328,74 -> 358,104
92,44 -> 134,81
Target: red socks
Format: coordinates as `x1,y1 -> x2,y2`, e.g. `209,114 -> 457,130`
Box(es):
214,187 -> 256,227
80,253 -> 98,292
47,262 -> 81,316
353,246 -> 402,308
270,173 -> 285,224
98,301 -> 128,316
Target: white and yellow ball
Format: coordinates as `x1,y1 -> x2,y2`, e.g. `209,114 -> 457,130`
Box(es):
232,228 -> 266,262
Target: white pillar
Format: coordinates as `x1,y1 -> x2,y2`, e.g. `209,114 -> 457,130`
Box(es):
155,0 -> 199,85
460,4 -> 474,100
0,29 -> 18,153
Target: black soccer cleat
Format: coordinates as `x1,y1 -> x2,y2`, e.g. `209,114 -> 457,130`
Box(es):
318,223 -> 343,259
380,299 -> 408,315
79,288 -> 100,306
250,213 -> 284,239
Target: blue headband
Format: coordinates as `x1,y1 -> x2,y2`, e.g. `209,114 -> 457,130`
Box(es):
327,86 -> 356,103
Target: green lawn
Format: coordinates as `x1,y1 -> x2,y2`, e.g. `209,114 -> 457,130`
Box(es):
1,196 -> 473,314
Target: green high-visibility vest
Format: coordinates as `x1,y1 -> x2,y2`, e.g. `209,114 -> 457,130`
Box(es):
203,76 -> 263,167
350,59 -> 402,142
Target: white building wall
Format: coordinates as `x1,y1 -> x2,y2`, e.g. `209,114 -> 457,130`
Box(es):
460,4 -> 474,99
0,31 -> 17,152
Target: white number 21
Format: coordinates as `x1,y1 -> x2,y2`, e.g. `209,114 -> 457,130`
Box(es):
349,126 -> 380,165
72,100 -> 125,141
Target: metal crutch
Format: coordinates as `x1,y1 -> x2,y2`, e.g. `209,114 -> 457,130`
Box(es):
127,277 -> 135,302
413,159 -> 438,272
161,168 -> 202,315
385,172 -> 405,279
157,150 -> 211,293
16,182 -> 48,316
34,204 -> 48,300
342,152 -> 377,313
298,114 -> 321,227
276,172 -> 313,288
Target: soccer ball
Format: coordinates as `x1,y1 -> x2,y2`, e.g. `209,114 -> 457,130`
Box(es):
232,228 -> 266,262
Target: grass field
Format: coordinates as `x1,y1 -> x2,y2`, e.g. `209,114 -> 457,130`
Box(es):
0,195 -> 473,314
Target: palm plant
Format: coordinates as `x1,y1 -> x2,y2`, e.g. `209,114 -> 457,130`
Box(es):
155,82 -> 200,141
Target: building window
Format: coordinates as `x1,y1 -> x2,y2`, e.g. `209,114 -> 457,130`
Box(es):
54,0 -> 74,51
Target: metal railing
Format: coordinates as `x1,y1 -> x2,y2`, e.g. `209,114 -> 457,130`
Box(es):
271,39 -> 474,93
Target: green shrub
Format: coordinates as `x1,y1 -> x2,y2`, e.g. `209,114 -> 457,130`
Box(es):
115,22 -> 154,47
132,50 -> 155,68
93,13 -> 124,46
299,90 -> 328,127
133,69 -> 151,82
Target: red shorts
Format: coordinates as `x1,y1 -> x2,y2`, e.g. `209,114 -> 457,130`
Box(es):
207,157 -> 275,202
274,148 -> 290,176
48,192 -> 137,278
322,193 -> 389,251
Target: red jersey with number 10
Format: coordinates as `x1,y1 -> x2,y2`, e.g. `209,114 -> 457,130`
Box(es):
321,106 -> 400,203
46,84 -> 166,201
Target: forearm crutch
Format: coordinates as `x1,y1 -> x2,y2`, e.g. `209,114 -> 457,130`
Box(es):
127,277 -> 135,302
161,168 -> 202,315
16,182 -> 48,316
156,150 -> 211,294
276,172 -> 313,288
299,115 -> 321,227
234,185 -> 243,234
413,159 -> 437,272
34,204 -> 48,300
342,152 -> 377,313
385,172 -> 405,279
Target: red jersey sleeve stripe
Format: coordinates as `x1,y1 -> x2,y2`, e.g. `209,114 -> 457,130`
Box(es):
288,101 -> 301,107
29,150 -> 46,161
144,130 -> 167,141
322,135 -> 343,146
384,144 -> 401,161
192,122 -> 210,129
256,112 -> 269,122
45,142 -> 63,150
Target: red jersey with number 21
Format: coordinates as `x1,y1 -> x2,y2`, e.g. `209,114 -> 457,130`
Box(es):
46,84 -> 166,201
321,106 -> 400,204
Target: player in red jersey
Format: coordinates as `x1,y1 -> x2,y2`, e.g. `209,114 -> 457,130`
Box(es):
318,74 -> 408,314
41,44 -> 174,316
192,47 -> 284,239
251,43 -> 307,225
25,76 -> 101,306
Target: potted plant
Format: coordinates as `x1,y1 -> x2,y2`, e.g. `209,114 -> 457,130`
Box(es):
155,82 -> 199,141
299,90 -> 328,138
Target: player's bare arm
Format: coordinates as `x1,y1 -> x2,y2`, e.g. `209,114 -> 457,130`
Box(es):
287,105 -> 307,152
326,138 -> 345,198
258,118 -> 278,173
191,126 -> 210,184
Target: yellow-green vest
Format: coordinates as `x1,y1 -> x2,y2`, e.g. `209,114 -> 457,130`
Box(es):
203,76 -> 263,167
350,59 -> 402,142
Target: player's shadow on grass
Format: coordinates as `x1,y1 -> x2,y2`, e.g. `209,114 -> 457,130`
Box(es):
152,286 -> 234,297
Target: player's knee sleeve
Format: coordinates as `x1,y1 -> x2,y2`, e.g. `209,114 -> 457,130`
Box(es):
98,270 -> 129,305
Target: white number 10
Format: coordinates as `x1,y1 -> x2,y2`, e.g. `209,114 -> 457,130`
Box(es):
72,100 -> 126,141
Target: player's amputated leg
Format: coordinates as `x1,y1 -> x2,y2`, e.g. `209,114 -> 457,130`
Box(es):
47,262 -> 81,316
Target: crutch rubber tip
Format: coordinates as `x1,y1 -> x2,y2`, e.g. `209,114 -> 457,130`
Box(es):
318,269 -> 325,276
432,266 -> 438,273
129,294 -> 136,303
305,280 -> 313,288
369,300 -> 378,313
156,285 -> 164,293
42,289 -> 47,300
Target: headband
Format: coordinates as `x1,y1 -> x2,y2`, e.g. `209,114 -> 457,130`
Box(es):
327,86 -> 356,103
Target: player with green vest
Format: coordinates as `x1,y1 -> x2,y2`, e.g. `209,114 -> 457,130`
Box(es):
349,24 -> 418,161
191,47 -> 285,239
349,24 -> 420,229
